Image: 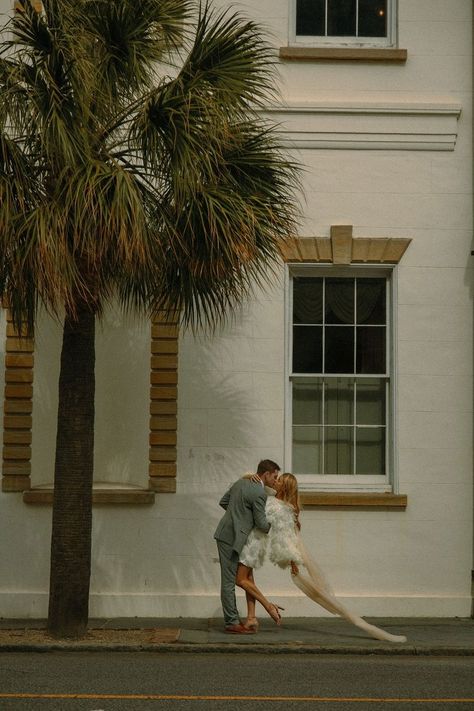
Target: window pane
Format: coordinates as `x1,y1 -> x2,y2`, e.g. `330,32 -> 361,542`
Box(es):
359,0 -> 387,37
356,326 -> 385,373
293,277 -> 323,324
325,378 -> 353,425
325,326 -> 354,373
356,278 -> 386,324
293,380 -> 322,424
293,325 -> 323,373
327,0 -> 356,36
325,426 -> 353,474
296,0 -> 325,36
356,427 -> 385,474
293,426 -> 323,474
356,379 -> 385,425
325,278 -> 355,324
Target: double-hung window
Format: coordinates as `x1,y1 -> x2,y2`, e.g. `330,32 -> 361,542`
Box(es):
291,0 -> 396,47
287,268 -> 393,491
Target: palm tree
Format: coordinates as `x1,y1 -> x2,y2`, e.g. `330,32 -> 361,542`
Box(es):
0,0 -> 300,638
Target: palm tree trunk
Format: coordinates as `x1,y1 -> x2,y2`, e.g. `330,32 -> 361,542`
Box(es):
47,302 -> 95,639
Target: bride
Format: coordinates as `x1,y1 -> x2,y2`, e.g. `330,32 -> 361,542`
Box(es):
236,472 -> 407,643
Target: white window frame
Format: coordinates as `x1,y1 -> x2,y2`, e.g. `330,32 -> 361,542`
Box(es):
284,264 -> 398,493
289,0 -> 397,48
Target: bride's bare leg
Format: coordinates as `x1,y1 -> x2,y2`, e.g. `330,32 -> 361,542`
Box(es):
243,570 -> 257,629
236,564 -> 282,625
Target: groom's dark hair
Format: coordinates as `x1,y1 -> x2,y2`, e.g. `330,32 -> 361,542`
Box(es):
257,459 -> 280,475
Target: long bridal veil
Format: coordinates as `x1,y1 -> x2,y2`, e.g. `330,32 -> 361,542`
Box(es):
292,537 -> 407,644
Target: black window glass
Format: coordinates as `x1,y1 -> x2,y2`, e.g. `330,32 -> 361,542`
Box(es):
327,0 -> 356,36
293,277 -> 323,324
325,378 -> 354,425
356,428 -> 385,474
293,325 -> 323,373
325,326 -> 354,373
356,326 -> 385,373
293,380 -> 323,424
359,0 -> 387,37
356,278 -> 386,324
325,278 -> 355,324
296,0 -> 325,36
356,379 -> 385,425
325,426 -> 353,475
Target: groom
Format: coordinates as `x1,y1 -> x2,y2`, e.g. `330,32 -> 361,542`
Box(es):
214,459 -> 280,634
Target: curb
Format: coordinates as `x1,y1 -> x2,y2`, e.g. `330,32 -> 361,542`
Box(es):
1,643 -> 474,655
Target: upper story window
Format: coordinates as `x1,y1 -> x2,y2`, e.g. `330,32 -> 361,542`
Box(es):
292,0 -> 396,47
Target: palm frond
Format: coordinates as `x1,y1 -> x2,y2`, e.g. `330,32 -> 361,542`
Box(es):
180,2 -> 277,110
81,0 -> 192,99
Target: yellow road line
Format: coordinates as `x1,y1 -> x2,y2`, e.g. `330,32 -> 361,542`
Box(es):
0,694 -> 473,703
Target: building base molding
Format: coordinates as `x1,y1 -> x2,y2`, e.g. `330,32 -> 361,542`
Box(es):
0,592 -> 471,620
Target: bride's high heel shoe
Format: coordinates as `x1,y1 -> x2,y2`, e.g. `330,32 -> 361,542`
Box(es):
267,603 -> 284,625
243,617 -> 259,631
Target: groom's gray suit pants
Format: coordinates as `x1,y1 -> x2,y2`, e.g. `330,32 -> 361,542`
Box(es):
216,540 -> 240,626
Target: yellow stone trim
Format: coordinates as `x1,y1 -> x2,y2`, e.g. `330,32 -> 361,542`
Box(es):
330,225 -> 353,264
151,355 -> 178,369
281,225 -> 411,264
149,462 -> 176,477
150,401 -> 177,416
148,477 -> 176,493
149,446 -> 177,462
300,492 -> 407,508
279,47 -> 407,63
2,310 -> 33,493
150,416 -> 177,431
4,415 -> 32,429
3,431 -> 32,445
150,371 -> 178,385
3,472 -> 31,490
151,340 -> 178,354
149,312 -> 179,493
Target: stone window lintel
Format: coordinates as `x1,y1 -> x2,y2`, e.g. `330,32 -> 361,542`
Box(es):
280,225 -> 411,265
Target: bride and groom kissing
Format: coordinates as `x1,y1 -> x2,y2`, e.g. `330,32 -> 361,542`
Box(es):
214,459 -> 407,643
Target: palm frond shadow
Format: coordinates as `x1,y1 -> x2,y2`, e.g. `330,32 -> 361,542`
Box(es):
90,325 -> 280,616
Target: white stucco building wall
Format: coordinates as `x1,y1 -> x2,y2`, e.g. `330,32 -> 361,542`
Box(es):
0,0 -> 472,619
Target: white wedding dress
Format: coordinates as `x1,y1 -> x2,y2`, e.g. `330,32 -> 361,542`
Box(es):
240,493 -> 407,644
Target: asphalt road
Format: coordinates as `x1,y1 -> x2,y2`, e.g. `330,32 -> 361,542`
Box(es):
1,652 -> 474,710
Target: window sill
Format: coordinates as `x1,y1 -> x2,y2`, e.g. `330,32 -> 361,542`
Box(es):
300,492 -> 407,508
279,47 -> 407,63
23,487 -> 155,505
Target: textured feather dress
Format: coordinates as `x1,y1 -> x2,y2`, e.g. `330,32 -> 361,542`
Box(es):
239,495 -> 301,569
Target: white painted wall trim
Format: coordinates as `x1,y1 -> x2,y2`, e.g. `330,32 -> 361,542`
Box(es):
1,592 -> 471,619
264,101 -> 462,151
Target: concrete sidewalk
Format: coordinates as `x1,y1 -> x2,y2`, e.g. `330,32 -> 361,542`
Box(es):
1,617 -> 473,655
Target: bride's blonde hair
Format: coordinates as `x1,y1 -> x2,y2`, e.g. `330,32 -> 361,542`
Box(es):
276,472 -> 300,516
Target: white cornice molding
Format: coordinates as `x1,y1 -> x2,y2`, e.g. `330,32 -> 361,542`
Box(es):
263,100 -> 462,151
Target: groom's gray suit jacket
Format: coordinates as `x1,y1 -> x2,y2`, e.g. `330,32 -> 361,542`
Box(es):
214,478 -> 271,554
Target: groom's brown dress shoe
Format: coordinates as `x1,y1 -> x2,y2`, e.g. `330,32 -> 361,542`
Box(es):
224,623 -> 256,634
